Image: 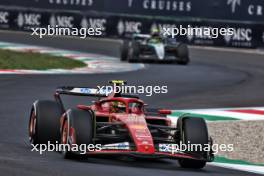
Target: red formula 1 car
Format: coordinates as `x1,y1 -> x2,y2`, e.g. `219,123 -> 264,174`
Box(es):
28,81 -> 214,169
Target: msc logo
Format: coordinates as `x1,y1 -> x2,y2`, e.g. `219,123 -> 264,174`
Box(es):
17,13 -> 41,27
224,27 -> 252,47
227,0 -> 241,13
224,28 -> 252,43
50,15 -> 74,28
117,20 -> 142,35
152,23 -> 178,34
0,11 -> 9,24
81,18 -> 107,31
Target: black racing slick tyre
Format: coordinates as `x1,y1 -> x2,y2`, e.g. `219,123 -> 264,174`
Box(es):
61,109 -> 94,160
29,100 -> 62,145
178,158 -> 206,169
175,43 -> 190,65
128,42 -> 140,62
120,40 -> 129,61
177,117 -> 208,169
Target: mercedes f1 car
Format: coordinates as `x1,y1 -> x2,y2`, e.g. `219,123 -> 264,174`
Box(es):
120,34 -> 190,65
28,81 -> 213,169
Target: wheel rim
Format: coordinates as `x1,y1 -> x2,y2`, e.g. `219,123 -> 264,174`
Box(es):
29,111 -> 36,143
62,120 -> 68,144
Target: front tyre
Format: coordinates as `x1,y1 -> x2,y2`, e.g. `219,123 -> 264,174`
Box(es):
178,159 -> 206,169
177,117 -> 208,169
120,40 -> 129,61
128,42 -> 140,63
61,109 -> 94,160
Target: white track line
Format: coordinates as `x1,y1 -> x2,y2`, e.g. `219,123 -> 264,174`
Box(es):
190,45 -> 264,55
177,109 -> 264,121
209,162 -> 264,175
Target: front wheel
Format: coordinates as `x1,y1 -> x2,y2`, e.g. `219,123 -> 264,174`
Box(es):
177,117 -> 209,169
178,159 -> 206,169
120,40 -> 129,61
61,108 -> 94,160
128,42 -> 140,63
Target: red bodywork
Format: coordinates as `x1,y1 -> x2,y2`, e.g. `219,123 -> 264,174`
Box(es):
58,91 -> 202,160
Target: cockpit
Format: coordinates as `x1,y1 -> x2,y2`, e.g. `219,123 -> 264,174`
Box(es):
99,99 -> 144,114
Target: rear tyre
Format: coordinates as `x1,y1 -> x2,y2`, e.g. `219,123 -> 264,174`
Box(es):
62,109 -> 94,160
177,117 -> 208,169
175,43 -> 190,65
29,100 -> 62,145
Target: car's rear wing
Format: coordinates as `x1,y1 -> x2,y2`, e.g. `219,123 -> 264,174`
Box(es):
55,81 -> 129,97
56,86 -> 110,97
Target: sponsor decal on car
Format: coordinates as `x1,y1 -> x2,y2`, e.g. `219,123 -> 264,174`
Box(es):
102,142 -> 130,150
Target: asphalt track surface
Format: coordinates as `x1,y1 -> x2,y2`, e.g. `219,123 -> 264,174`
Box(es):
0,30 -> 264,176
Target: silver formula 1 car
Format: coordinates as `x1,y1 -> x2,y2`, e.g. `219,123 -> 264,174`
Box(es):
120,34 -> 190,65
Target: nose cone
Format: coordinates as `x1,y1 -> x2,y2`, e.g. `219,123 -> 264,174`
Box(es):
120,114 -> 155,154
126,115 -> 155,154
137,142 -> 155,153
133,127 -> 155,154
152,44 -> 165,60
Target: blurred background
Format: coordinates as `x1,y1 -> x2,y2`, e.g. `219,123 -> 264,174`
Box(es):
0,0 -> 263,48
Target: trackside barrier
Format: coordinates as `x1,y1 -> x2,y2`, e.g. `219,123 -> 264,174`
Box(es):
0,5 -> 263,48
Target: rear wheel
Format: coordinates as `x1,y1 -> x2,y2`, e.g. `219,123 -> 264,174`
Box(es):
61,109 -> 94,160
175,43 -> 190,65
29,100 -> 62,145
177,117 -> 208,169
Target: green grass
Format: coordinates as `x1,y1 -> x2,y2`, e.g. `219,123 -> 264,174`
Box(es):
0,49 -> 86,70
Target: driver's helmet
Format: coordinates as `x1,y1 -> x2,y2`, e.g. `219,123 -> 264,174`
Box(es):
150,28 -> 160,38
131,106 -> 141,114
111,101 -> 126,113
